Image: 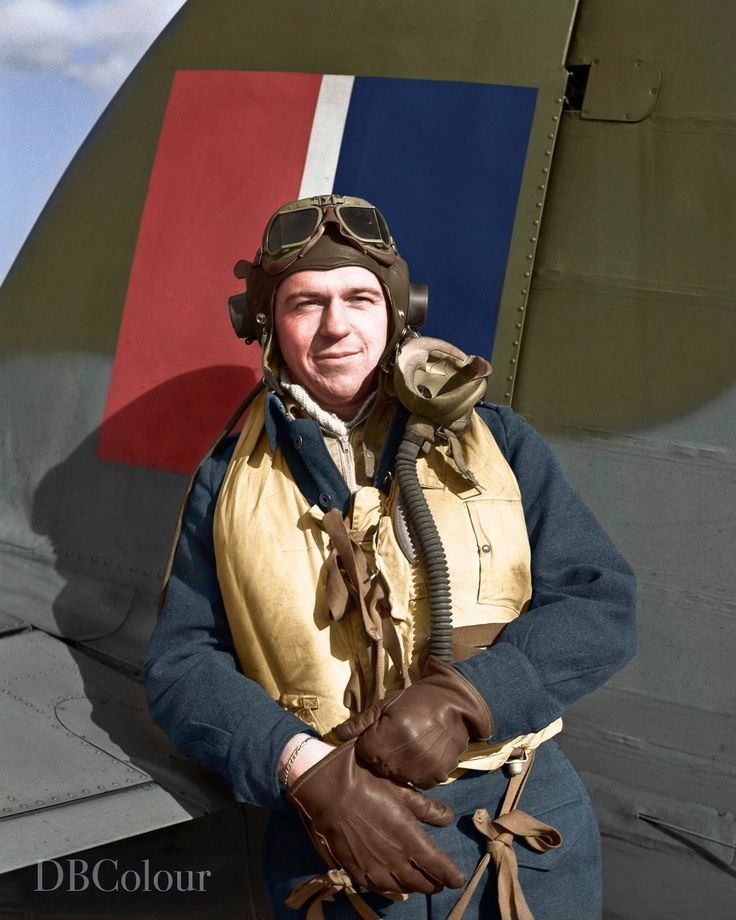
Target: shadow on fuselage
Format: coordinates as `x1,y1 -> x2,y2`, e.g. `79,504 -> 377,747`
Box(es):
4,364 -> 272,915
30,365 -> 258,808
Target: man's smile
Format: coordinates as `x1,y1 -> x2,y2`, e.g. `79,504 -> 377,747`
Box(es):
312,351 -> 359,361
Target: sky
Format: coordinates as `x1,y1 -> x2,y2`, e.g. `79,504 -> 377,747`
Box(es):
0,0 -> 188,283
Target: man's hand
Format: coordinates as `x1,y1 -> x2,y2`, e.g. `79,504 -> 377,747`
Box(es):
287,738 -> 465,895
334,657 -> 493,788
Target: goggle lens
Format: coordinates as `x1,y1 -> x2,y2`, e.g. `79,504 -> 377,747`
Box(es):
337,206 -> 391,246
265,207 -> 321,254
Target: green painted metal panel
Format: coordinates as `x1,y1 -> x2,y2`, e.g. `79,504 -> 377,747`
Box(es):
510,2 -> 736,913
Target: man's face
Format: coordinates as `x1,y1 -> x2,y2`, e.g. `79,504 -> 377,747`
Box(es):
273,266 -> 389,419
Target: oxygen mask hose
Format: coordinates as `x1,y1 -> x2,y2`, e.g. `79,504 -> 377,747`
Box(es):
393,338 -> 492,662
394,432 -> 454,660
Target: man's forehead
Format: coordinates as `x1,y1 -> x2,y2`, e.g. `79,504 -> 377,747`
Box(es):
277,266 -> 384,299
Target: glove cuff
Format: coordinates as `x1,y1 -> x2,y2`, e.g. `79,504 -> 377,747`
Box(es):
424,656 -> 494,741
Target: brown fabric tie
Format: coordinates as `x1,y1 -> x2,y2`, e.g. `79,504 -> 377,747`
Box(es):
447,752 -> 562,920
285,868 -> 406,920
321,508 -> 409,710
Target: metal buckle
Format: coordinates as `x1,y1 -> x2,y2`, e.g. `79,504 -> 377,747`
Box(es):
504,749 -> 529,777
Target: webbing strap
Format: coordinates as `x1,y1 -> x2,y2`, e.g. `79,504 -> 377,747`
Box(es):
437,425 -> 482,491
447,751 -> 562,920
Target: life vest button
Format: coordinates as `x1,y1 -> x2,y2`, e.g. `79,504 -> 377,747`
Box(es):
319,492 -> 332,508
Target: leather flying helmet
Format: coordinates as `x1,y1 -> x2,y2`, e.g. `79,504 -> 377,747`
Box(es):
228,195 -> 428,371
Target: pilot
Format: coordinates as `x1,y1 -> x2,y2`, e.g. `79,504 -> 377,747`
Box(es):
144,195 -> 636,920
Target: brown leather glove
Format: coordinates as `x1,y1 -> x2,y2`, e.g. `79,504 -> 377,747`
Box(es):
334,656 -> 493,789
287,738 -> 465,895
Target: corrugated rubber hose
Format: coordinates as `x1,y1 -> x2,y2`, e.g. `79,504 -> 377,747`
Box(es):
394,437 -> 454,661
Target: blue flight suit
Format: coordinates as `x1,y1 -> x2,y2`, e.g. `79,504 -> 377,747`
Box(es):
144,399 -> 636,919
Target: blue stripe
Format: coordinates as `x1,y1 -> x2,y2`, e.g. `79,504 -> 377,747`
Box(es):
333,76 -> 537,358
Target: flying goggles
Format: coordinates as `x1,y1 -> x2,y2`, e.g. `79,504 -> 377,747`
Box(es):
258,195 -> 397,274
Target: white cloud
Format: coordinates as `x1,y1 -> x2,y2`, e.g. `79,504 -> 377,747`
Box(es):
0,0 -> 188,91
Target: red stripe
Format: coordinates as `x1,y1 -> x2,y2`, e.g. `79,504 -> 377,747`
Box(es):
98,70 -> 323,473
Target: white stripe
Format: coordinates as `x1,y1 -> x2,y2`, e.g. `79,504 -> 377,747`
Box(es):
298,74 -> 355,198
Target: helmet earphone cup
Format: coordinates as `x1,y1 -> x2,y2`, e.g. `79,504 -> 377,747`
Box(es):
407,283 -> 429,329
228,291 -> 260,343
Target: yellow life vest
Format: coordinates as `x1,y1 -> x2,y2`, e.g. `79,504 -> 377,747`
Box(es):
213,392 -> 561,771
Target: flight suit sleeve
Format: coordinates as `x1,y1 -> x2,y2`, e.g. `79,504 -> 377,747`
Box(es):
455,406 -> 637,743
143,442 -> 313,808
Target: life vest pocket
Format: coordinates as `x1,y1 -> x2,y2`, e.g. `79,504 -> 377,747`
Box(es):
466,498 -> 531,612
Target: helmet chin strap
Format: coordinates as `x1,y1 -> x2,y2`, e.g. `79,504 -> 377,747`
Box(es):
392,337 -> 492,661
